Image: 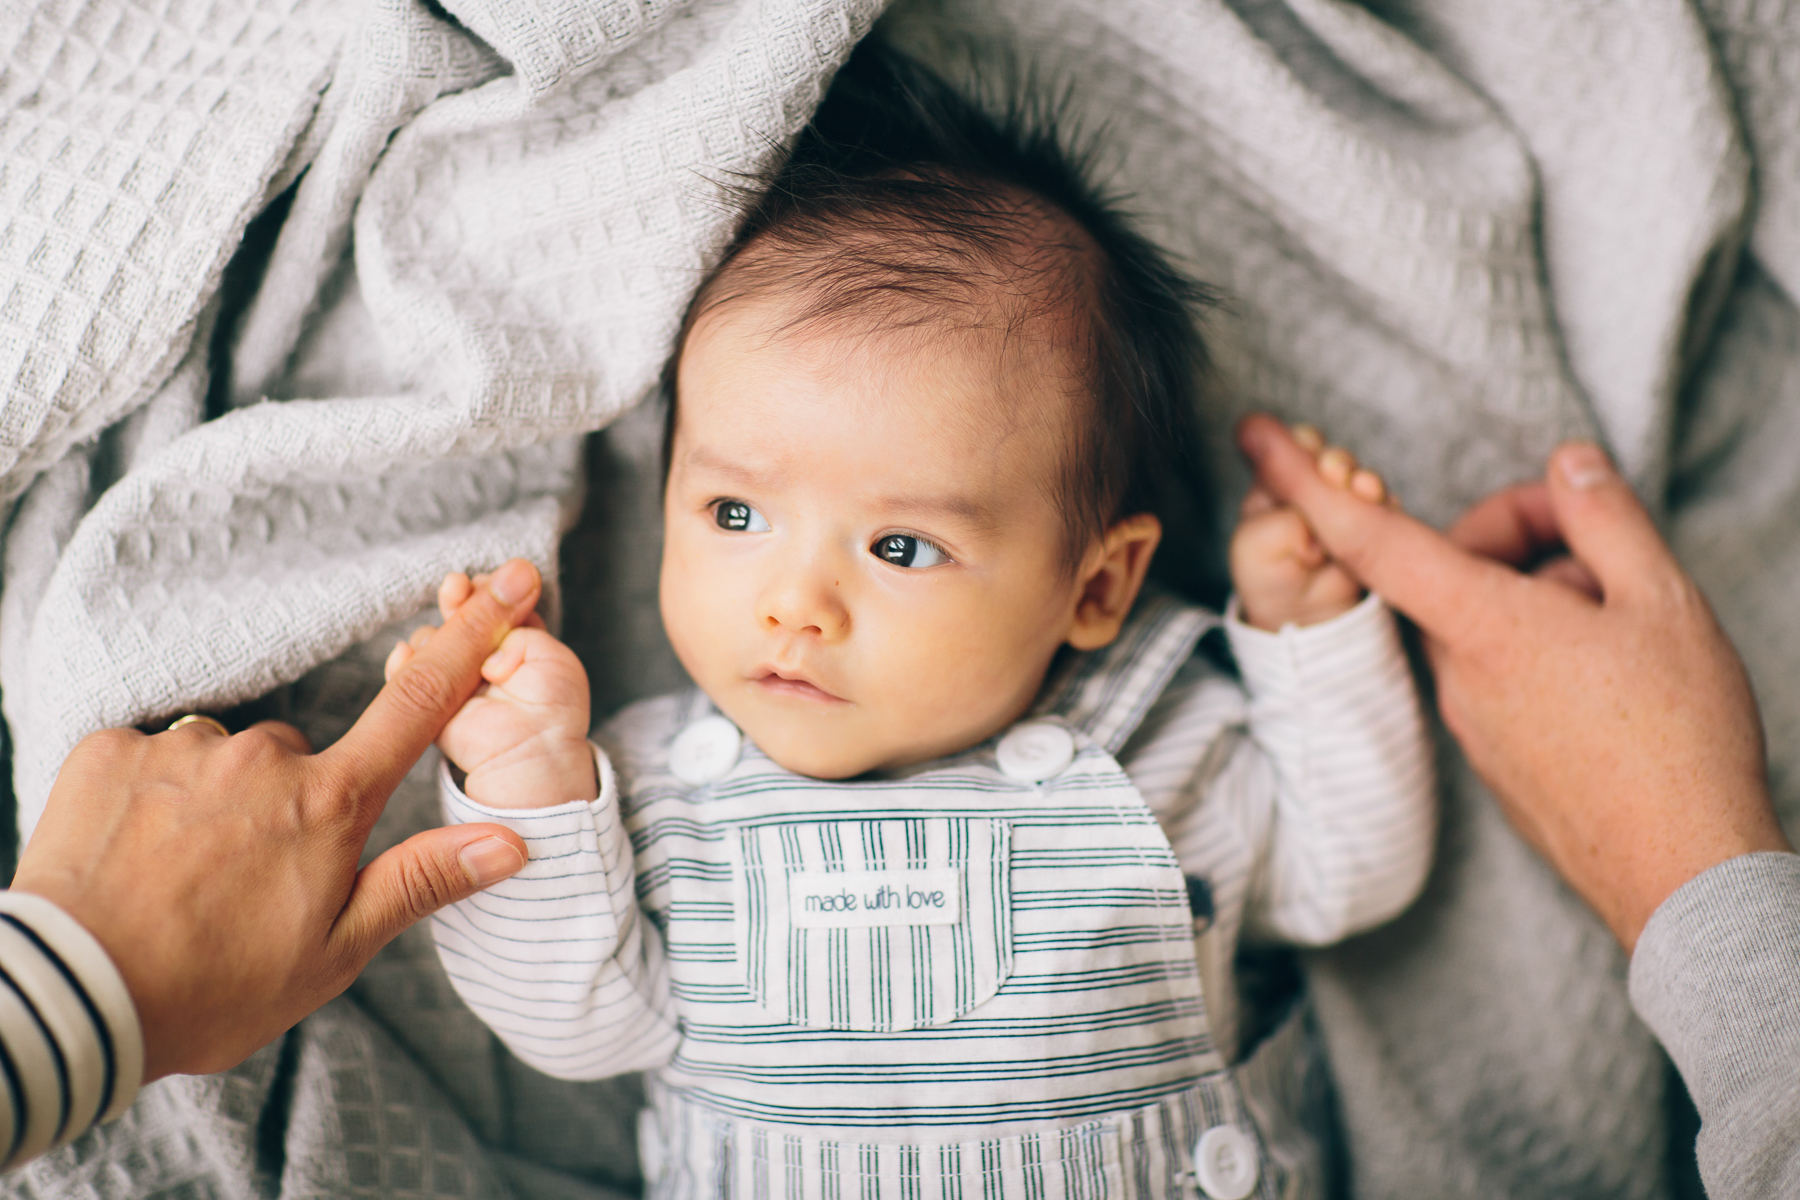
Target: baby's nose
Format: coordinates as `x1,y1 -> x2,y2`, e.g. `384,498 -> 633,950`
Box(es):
757,573 -> 850,641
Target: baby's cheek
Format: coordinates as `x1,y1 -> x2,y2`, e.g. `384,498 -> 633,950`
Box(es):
659,539 -> 741,681
881,612 -> 1049,747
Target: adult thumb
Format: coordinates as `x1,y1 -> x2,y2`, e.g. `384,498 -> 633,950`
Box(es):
330,824 -> 526,969
1545,443 -> 1683,607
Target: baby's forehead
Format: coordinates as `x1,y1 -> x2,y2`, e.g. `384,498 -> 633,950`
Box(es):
684,282 -> 1081,434
674,266 -> 1089,506
669,175 -> 1108,523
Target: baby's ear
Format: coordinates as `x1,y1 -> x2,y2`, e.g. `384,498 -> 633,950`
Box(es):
1067,514 -> 1161,651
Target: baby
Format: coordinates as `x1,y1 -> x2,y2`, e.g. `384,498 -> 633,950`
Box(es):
397,45 -> 1432,1200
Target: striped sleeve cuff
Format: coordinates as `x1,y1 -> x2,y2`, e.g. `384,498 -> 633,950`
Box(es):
440,742 -> 618,831
1222,590 -> 1398,699
0,891 -> 144,1167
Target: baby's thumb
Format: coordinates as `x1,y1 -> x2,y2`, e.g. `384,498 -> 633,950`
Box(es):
383,639 -> 414,683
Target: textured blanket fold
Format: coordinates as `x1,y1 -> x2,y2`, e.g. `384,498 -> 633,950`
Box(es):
4,0 -> 1798,1196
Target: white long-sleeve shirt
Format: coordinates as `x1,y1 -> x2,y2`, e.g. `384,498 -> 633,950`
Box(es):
432,592 -> 1434,1089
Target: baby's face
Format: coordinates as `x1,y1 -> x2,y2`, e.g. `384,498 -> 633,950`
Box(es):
660,299 -> 1091,779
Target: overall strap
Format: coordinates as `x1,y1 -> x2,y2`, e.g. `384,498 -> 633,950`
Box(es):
1036,591 -> 1219,754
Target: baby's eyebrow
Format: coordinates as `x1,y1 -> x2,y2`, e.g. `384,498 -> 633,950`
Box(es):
680,446 -> 775,489
874,492 -> 999,531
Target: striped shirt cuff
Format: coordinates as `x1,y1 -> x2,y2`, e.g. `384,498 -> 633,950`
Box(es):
440,742 -> 619,827
1221,590 -> 1396,698
0,891 -> 144,1167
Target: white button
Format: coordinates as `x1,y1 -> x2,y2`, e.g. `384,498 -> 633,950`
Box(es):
995,721 -> 1075,783
669,715 -> 742,784
1193,1125 -> 1258,1200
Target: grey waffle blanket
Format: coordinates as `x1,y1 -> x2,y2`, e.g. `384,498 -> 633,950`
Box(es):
4,0 -> 1799,1196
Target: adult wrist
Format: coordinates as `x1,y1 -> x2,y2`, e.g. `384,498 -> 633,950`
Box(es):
1607,796 -> 1792,952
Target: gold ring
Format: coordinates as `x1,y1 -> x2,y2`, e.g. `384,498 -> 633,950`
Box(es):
167,714 -> 229,737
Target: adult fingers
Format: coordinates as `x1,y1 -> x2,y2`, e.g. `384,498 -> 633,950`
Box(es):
1447,482 -> 1562,567
1545,443 -> 1686,607
1237,415 -> 1516,640
320,559 -> 542,812
1533,555 -> 1604,601
328,824 -> 527,972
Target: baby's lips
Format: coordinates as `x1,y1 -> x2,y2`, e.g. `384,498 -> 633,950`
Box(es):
751,665 -> 848,704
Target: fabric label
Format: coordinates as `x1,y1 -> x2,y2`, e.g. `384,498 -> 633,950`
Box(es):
788,868 -> 962,928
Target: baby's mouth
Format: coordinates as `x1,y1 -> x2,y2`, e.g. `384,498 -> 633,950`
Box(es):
752,668 -> 846,704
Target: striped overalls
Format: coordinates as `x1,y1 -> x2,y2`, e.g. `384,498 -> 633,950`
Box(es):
436,594 -> 1436,1200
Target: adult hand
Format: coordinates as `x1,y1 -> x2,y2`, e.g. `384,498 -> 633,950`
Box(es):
1237,416 -> 1789,951
11,560 -> 543,1081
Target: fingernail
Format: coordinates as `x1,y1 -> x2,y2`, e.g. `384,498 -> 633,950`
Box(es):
487,559 -> 537,607
1557,442 -> 1614,490
460,836 -> 525,887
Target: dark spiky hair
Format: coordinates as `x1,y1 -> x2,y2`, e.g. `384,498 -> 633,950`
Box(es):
663,38 -> 1221,600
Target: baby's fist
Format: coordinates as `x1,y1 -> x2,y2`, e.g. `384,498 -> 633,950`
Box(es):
389,571 -> 596,809
1230,429 -> 1390,631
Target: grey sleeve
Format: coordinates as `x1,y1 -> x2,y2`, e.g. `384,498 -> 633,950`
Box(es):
1628,852 -> 1800,1198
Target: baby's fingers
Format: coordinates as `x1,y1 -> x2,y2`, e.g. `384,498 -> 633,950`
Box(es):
1350,468 -> 1386,505
384,639 -> 414,683
438,573 -> 475,621
1315,442 -> 1401,511
1317,446 -> 1355,487
1239,485 -> 1279,519
481,629 -> 531,685
1356,468 -> 1404,510
385,621 -> 441,682
1235,506 -> 1326,569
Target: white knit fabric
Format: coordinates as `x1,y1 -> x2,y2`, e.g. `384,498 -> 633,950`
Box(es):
1,0 -> 886,830
6,1 -> 1800,1198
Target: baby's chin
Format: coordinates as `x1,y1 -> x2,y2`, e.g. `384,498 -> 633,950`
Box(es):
748,725 -> 919,781
727,710 -> 970,782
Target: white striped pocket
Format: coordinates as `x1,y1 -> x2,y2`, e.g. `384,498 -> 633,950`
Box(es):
730,818 -> 1013,1031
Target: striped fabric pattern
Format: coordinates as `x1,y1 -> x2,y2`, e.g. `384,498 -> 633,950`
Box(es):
641,1065 -> 1269,1200
1123,594 -> 1436,1056
433,591 -> 1434,1198
0,892 -> 142,1168
731,818 -> 1013,1032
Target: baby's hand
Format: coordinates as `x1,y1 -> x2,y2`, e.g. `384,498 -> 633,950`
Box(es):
387,571 -> 597,809
1230,425 -> 1392,631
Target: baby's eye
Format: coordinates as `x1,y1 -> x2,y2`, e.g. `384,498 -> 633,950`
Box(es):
714,500 -> 770,533
873,534 -> 950,569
